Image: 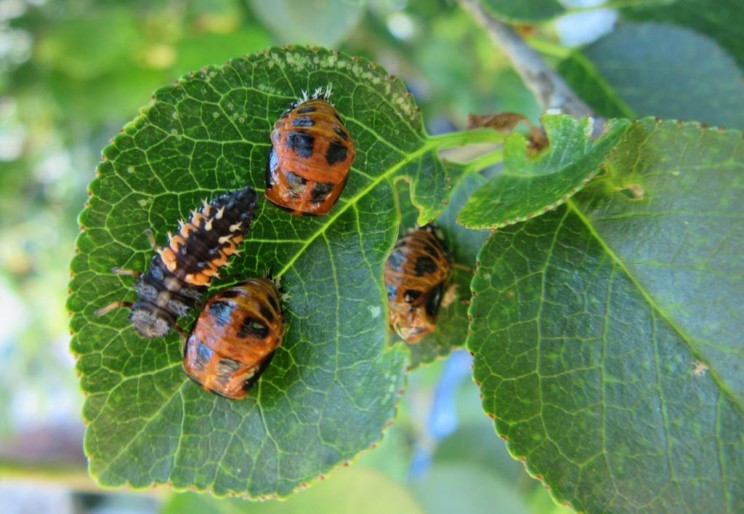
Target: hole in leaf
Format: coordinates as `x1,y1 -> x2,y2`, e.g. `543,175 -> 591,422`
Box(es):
617,183 -> 645,201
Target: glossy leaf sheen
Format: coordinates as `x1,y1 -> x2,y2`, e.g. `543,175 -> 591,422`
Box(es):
623,0 -> 744,69
468,119 -> 744,512
559,22 -> 744,128
68,47 -> 452,498
458,115 -> 629,230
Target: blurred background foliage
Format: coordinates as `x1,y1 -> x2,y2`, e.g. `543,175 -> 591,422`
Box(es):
0,0 -> 610,512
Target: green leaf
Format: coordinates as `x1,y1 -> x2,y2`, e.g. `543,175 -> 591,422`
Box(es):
559,22 -> 744,128
623,0 -> 744,70
162,465 -> 425,514
468,119 -> 744,512
398,175 -> 489,368
458,115 -> 630,230
481,0 -> 564,23
68,47 -> 453,498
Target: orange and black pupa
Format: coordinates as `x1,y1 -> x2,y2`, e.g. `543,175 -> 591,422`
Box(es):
96,186 -> 259,338
183,278 -> 284,400
265,87 -> 356,215
384,225 -> 451,343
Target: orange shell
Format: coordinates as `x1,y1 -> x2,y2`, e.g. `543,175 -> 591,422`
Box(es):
183,278 -> 284,399
384,226 -> 451,343
266,97 -> 355,215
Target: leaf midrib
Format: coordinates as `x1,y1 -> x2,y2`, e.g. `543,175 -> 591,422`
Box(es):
566,199 -> 744,414
274,139 -> 438,277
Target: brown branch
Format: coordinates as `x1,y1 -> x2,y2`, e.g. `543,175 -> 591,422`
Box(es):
458,0 -> 594,119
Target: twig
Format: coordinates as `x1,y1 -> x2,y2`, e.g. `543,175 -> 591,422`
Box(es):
458,0 -> 594,119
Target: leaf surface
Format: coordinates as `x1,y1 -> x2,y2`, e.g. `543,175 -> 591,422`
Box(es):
458,115 -> 629,230
68,47 -> 452,498
468,119 -> 744,512
559,22 -> 744,128
623,0 -> 744,69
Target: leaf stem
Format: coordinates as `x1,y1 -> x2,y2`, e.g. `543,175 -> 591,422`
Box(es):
428,127 -> 507,149
526,38 -> 572,60
460,148 -> 504,175
457,0 -> 593,118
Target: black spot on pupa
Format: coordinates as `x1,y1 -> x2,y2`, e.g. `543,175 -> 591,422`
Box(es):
218,359 -> 240,373
421,243 -> 440,259
414,255 -> 438,277
334,125 -> 349,141
286,171 -> 307,198
404,289 -> 422,303
424,283 -> 444,318
238,316 -> 270,339
325,141 -> 348,165
387,250 -> 405,271
292,116 -> 315,127
286,171 -> 307,186
311,182 -> 334,204
287,131 -> 315,158
209,300 -> 234,327
195,342 -> 213,369
267,292 -> 281,313
242,352 -> 276,391
260,305 -> 275,323
386,283 -> 397,300
297,106 -> 317,114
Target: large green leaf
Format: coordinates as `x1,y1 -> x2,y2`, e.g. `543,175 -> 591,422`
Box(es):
458,115 -> 629,230
559,22 -> 744,128
468,119 -> 744,512
623,0 -> 744,69
67,47 -> 454,498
